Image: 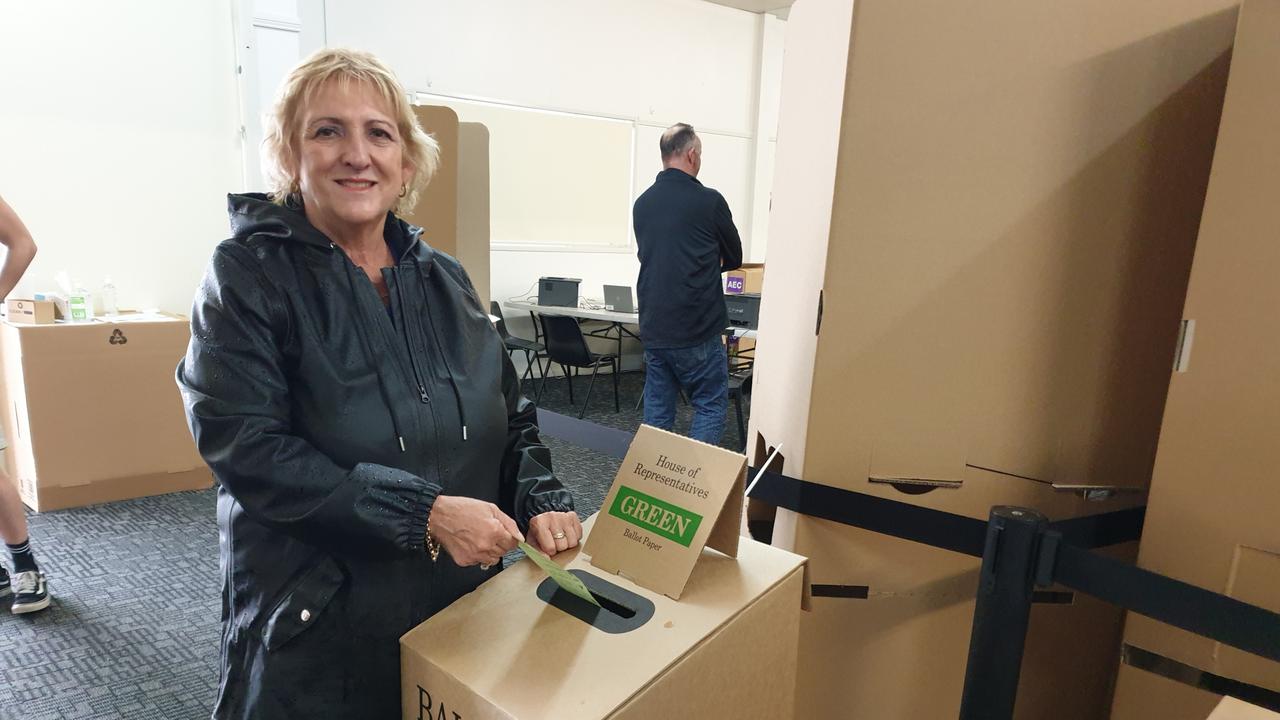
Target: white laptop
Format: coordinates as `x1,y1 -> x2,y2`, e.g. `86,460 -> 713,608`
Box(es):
603,285 -> 637,313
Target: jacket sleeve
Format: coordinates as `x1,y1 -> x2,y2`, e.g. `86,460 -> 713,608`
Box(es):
498,351 -> 575,530
715,193 -> 744,272
177,242 -> 440,556
449,269 -> 575,530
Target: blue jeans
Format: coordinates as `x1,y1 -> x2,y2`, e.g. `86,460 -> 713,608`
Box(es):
643,335 -> 728,445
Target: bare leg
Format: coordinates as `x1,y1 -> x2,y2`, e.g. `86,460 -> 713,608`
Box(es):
0,469 -> 28,546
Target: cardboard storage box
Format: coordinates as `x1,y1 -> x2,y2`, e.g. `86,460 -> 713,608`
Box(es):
724,264 -> 764,355
4,299 -> 55,325
1112,1 -> 1280,715
0,315 -> 210,510
723,263 -> 763,296
400,522 -> 806,720
747,0 -> 1239,715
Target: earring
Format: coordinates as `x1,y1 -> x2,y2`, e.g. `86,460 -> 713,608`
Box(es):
399,184 -> 408,198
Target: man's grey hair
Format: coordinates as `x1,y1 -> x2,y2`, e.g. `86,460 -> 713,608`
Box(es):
660,123 -> 698,161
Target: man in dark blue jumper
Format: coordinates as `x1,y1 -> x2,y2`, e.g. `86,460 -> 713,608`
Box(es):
633,123 -> 743,445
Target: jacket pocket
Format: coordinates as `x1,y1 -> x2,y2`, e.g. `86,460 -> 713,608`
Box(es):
260,555 -> 346,652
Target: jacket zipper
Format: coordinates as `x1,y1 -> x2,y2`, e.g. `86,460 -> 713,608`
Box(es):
391,265 -> 431,405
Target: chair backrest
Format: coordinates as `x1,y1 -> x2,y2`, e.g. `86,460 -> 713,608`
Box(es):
489,301 -> 511,340
538,314 -> 595,367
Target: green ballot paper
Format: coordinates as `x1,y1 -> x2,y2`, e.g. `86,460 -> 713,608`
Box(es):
519,542 -> 601,607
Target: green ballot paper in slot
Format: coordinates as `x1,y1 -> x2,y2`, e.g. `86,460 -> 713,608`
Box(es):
519,541 -> 601,607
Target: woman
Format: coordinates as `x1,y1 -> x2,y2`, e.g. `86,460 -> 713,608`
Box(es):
0,194 -> 48,615
178,49 -> 582,719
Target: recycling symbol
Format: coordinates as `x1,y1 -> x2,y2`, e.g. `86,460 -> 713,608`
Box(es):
108,329 -> 128,346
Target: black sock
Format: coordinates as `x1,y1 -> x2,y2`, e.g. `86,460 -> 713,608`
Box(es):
7,540 -> 37,574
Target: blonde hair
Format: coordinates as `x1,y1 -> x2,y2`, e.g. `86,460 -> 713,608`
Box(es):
261,48 -> 439,215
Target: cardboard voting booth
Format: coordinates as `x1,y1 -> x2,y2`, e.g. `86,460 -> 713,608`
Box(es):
1111,2 -> 1280,716
746,0 -> 1239,715
405,107 -> 492,306
401,426 -> 807,720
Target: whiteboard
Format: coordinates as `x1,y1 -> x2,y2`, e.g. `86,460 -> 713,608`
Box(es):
419,94 -> 635,251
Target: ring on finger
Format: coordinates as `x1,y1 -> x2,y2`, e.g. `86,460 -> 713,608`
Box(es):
552,531 -> 566,540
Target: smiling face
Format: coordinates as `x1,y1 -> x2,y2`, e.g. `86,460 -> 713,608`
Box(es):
293,79 -> 414,242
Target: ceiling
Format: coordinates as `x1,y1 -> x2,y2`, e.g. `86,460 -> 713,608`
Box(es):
701,0 -> 792,19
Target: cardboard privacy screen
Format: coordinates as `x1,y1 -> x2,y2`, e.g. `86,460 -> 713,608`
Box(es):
585,424 -> 746,599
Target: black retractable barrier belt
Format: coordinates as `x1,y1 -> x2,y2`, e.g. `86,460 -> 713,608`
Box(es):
1046,506 -> 1145,549
746,469 -> 990,558
535,411 -> 1279,661
536,409 -> 633,461
1052,542 -> 1280,664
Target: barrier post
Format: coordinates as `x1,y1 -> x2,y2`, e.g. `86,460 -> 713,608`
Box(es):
958,506 -> 1047,720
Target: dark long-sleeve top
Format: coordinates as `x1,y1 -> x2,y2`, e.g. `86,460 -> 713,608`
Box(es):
633,168 -> 743,349
177,193 -> 573,719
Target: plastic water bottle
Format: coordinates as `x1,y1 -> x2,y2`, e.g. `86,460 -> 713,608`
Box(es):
101,277 -> 118,316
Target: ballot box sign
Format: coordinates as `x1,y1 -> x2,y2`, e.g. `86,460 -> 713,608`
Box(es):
608,486 -> 702,547
725,276 -> 746,294
586,424 -> 745,599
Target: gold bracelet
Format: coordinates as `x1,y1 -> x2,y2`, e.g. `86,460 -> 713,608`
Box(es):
425,518 -> 441,562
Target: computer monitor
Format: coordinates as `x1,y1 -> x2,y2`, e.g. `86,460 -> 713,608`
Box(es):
724,292 -> 761,330
538,277 -> 581,308
603,285 -> 636,314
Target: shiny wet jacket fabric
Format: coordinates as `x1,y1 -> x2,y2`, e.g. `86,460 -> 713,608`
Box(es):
177,193 -> 573,719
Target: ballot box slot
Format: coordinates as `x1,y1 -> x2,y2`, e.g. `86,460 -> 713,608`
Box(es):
535,569 -> 656,634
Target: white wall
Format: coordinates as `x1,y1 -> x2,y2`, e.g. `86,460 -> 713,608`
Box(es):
322,0 -> 785,348
0,1 -> 242,314
0,0 -> 784,335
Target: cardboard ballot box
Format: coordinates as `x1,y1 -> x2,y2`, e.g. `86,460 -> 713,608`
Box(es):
401,426 -> 808,720
0,315 -> 210,510
401,530 -> 805,720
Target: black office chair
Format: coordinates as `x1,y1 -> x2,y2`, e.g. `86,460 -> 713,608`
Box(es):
536,314 -> 620,418
491,302 -> 546,384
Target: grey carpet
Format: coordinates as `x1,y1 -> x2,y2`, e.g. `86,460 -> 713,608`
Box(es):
0,369 -> 749,719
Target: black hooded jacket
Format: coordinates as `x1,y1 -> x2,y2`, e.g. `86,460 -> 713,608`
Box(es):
177,193 -> 573,719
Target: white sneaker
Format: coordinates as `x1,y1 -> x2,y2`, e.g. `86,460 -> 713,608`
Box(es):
10,570 -> 50,614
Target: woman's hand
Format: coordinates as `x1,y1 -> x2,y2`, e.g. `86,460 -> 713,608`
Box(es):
527,511 -> 583,557
428,496 -> 523,569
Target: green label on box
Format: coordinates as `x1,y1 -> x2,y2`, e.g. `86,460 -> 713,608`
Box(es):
608,485 -> 702,547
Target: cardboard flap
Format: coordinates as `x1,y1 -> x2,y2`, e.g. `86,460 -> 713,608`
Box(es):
869,475 -> 964,491
704,465 -> 745,558
585,425 -> 747,599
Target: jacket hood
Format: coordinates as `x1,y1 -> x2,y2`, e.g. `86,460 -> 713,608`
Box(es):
226,192 -> 433,265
